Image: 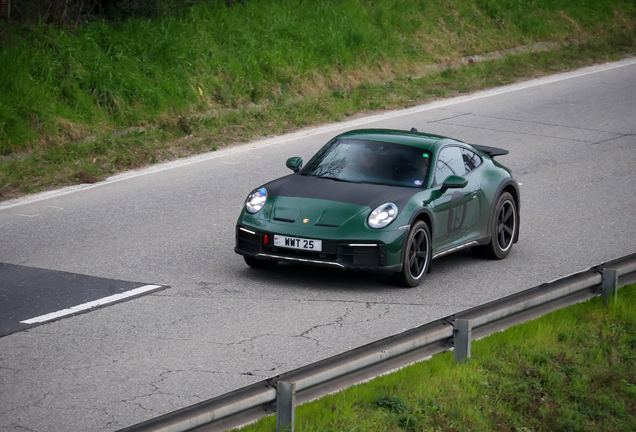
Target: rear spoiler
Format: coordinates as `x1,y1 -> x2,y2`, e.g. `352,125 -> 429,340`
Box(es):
470,144 -> 509,157
407,128 -> 509,157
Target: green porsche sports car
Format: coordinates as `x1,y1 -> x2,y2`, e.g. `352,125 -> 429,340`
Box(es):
235,128 -> 520,287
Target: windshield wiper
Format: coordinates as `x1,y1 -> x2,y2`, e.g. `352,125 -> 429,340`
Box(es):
318,176 -> 361,184
357,180 -> 409,187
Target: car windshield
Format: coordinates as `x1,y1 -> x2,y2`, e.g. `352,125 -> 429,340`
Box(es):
300,139 -> 431,188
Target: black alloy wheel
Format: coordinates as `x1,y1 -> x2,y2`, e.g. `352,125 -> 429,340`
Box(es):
394,220 -> 431,287
473,191 -> 517,260
496,197 -> 516,253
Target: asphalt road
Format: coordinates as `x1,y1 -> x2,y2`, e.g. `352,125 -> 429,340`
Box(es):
1,58 -> 635,432
0,263 -> 166,337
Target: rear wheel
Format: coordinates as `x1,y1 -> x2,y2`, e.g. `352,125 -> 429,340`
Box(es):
244,255 -> 278,269
393,221 -> 431,287
473,192 -> 516,260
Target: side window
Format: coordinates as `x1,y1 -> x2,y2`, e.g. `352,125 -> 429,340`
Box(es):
461,148 -> 482,173
434,146 -> 466,185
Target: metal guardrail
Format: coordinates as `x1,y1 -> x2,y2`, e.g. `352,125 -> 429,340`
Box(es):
119,252 -> 636,432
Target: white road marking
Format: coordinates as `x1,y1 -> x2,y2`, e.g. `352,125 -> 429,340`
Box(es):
1,57 -> 635,212
20,284 -> 163,324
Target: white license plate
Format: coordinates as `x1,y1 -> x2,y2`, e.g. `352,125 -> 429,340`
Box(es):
274,235 -> 322,251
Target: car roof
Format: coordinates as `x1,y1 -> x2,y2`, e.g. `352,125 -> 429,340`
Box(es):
334,129 -> 463,151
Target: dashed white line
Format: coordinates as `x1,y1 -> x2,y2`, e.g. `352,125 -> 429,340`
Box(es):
20,284 -> 163,324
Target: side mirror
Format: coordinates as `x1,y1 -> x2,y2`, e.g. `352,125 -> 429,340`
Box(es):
286,157 -> 303,173
441,175 -> 468,194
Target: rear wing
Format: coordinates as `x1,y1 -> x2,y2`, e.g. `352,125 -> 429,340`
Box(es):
470,144 -> 509,157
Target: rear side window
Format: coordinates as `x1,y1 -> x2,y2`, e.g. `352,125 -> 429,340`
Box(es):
461,148 -> 482,172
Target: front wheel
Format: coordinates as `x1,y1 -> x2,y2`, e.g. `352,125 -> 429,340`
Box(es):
393,221 -> 432,287
474,192 -> 517,260
244,255 -> 278,269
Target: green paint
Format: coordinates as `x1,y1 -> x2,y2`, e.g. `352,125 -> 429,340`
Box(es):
236,129 -> 518,286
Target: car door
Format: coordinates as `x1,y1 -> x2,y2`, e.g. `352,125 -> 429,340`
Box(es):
429,145 -> 481,251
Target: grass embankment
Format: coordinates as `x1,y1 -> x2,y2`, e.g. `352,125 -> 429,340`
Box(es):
1,0 -> 635,199
237,283 -> 636,432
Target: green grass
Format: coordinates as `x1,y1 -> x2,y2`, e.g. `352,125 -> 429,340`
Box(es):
236,283 -> 636,431
1,0 -> 635,199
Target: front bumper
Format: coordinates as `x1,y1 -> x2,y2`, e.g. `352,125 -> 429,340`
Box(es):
235,226 -> 402,273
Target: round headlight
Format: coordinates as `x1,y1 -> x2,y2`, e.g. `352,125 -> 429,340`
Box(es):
245,188 -> 267,214
368,202 -> 398,229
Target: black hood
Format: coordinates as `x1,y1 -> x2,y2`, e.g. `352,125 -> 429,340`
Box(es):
262,174 -> 420,209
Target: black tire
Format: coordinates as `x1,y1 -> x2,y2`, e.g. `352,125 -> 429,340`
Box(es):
393,221 -> 432,287
244,255 -> 278,269
474,192 -> 517,260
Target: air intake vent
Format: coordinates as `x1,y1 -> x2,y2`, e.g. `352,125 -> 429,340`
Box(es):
273,217 -> 295,223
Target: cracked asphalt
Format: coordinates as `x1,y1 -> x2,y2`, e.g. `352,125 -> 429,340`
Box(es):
1,59 -> 635,431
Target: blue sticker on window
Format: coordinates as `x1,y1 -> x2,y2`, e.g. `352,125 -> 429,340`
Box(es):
414,180 -> 422,186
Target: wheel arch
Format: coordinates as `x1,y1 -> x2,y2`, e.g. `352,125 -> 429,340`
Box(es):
408,208 -> 434,236
489,178 -> 521,244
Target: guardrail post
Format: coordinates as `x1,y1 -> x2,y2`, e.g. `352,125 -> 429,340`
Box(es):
602,268 -> 618,303
276,381 -> 295,432
454,319 -> 472,364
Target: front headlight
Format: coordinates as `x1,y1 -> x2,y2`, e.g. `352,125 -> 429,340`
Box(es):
245,188 -> 267,213
368,202 -> 398,229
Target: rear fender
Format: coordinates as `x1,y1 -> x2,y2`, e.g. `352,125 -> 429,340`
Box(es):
488,178 -> 521,244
